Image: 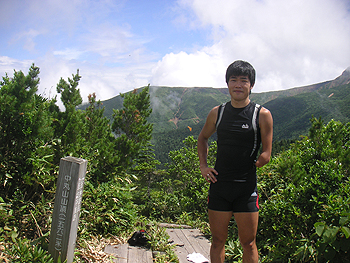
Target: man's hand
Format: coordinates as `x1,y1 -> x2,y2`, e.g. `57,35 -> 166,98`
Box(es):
200,166 -> 218,183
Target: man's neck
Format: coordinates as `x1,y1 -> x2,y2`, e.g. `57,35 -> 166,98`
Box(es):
231,98 -> 250,108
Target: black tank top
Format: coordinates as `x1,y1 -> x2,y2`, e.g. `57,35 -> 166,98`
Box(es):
214,101 -> 261,182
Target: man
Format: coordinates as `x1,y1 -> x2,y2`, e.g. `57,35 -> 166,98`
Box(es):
197,60 -> 273,263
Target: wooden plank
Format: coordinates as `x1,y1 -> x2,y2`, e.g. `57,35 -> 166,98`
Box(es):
166,229 -> 190,262
166,228 -> 184,247
124,245 -> 153,263
184,229 -> 210,253
181,229 -> 210,260
166,228 -> 211,263
175,229 -> 195,253
104,244 -> 128,263
118,244 -> 128,263
105,228 -> 210,263
105,243 -> 153,263
137,247 -> 153,263
127,246 -> 139,263
158,223 -> 192,229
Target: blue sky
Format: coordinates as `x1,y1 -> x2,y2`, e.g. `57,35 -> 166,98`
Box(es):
1,0 -> 350,105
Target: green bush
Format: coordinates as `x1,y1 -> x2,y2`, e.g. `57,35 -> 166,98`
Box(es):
2,228 -> 56,263
143,136 -> 216,221
3,65 -> 350,263
79,178 -> 139,237
0,64 -> 55,202
257,118 -> 350,261
5,238 -> 55,263
1,65 -> 155,262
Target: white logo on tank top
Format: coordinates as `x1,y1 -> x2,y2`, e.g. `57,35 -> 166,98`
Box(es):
242,124 -> 249,129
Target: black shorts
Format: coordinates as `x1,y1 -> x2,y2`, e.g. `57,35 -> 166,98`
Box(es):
207,181 -> 259,212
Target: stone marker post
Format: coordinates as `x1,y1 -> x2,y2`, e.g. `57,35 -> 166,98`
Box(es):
49,156 -> 87,263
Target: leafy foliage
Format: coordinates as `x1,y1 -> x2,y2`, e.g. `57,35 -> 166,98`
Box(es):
79,179 -> 138,237
75,93 -> 119,184
257,117 -> 350,262
166,136 -> 212,216
0,65 -> 155,262
139,136 -> 216,221
112,86 -> 153,169
311,214 -> 350,262
2,64 -> 350,262
0,64 -> 54,201
146,223 -> 178,263
4,237 -> 56,263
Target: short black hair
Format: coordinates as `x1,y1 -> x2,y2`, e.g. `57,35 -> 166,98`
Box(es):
225,60 -> 256,86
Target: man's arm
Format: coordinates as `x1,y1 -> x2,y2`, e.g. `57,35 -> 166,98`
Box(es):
197,106 -> 219,183
255,107 -> 273,168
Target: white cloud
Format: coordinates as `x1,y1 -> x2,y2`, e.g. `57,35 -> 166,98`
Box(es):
0,56 -> 34,77
9,29 -> 42,52
76,63 -> 153,101
150,50 -> 226,87
83,23 -> 134,58
77,22 -> 158,66
1,0 -> 349,106
0,54 -> 152,110
53,48 -> 85,60
152,0 -> 350,91
36,54 -> 154,108
1,0 -> 155,108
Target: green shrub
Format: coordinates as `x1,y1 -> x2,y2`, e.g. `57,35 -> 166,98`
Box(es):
2,228 -> 57,263
294,213 -> 350,263
79,178 -> 139,237
257,118 -> 350,261
146,223 -> 178,263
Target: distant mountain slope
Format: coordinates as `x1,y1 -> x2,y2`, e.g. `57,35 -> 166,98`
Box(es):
80,68 -> 350,163
148,86 -> 231,133
267,68 -> 350,140
266,82 -> 350,140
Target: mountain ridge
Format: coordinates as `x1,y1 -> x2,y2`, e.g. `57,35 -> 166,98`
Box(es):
79,67 -> 350,163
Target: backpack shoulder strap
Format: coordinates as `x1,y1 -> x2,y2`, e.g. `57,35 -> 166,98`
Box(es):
215,102 -> 227,129
250,103 -> 262,157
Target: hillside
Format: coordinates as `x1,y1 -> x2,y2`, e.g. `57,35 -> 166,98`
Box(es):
267,82 -> 350,140
80,68 -> 350,163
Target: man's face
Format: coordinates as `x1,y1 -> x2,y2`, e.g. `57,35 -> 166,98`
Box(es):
227,75 -> 253,101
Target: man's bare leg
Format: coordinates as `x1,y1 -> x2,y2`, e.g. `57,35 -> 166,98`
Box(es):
208,209 -> 233,263
234,212 -> 259,263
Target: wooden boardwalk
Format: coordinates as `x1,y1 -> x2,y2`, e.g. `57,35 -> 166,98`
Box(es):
104,225 -> 211,263
166,228 -> 211,263
104,243 -> 153,263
